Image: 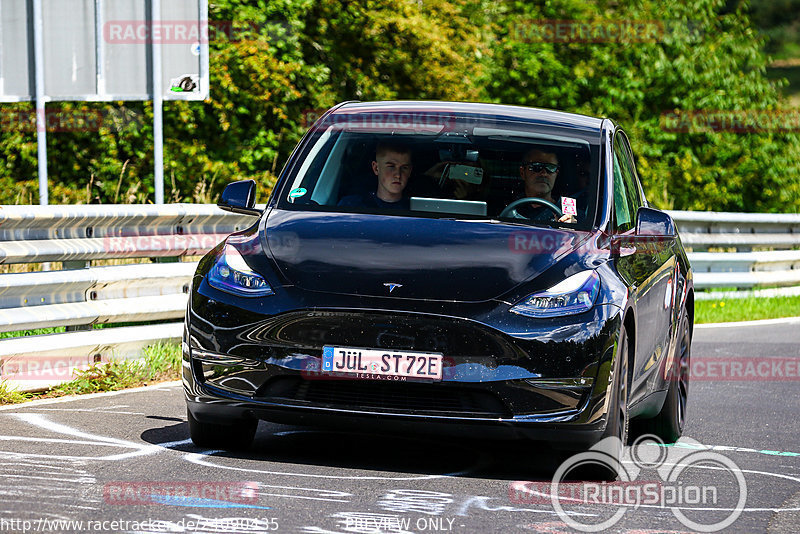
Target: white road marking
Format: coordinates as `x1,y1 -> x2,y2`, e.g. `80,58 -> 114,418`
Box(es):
0,381 -> 181,411
254,485 -> 351,503
0,435 -> 131,447
184,451 -> 473,481
0,413 -> 163,461
456,495 -> 597,517
696,316 -> 800,329
35,408 -> 145,415
0,474 -> 95,483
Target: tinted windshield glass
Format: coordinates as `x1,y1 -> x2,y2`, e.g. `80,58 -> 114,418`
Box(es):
277,110 -> 601,229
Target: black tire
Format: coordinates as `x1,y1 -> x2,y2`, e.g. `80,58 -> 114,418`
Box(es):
639,309 -> 691,442
601,324 -> 630,467
187,408 -> 257,450
564,325 -> 630,481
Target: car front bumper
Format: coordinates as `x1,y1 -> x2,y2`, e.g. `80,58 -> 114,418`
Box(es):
183,288 -> 624,448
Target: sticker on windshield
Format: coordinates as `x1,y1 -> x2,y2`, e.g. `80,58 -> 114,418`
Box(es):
561,196 -> 577,216
288,187 -> 307,201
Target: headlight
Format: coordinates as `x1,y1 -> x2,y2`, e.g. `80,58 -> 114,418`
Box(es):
510,270 -> 600,318
207,244 -> 274,297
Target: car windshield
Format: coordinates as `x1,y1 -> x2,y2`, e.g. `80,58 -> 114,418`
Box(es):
277,109 -> 602,229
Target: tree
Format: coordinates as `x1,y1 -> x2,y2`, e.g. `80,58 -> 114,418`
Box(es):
483,0 -> 800,211
1,0 -> 797,212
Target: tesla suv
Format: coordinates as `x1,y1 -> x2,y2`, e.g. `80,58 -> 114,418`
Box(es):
183,101 -> 694,461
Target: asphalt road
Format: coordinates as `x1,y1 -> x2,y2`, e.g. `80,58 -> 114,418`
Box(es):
0,318 -> 799,534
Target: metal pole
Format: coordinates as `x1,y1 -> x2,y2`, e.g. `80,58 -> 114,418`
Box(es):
151,0 -> 164,204
0,2 -> 5,96
32,0 -> 48,205
199,0 -> 209,95
95,0 -> 105,96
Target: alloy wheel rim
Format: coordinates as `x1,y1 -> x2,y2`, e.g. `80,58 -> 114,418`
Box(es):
676,320 -> 690,429
619,334 -> 629,444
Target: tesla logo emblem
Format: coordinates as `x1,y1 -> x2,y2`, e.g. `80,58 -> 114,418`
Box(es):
383,283 -> 403,293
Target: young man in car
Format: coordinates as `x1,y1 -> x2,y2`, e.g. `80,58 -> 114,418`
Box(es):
519,148 -> 577,224
338,142 -> 413,210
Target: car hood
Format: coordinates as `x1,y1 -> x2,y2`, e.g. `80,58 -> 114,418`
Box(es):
264,209 -> 590,302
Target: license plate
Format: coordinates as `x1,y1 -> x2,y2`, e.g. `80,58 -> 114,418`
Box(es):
321,346 -> 443,381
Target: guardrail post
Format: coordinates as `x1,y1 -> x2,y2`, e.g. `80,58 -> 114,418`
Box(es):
63,260 -> 92,331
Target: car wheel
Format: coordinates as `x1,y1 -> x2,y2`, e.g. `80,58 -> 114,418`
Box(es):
187,408 -> 258,450
640,309 -> 690,442
599,324 -> 630,468
560,325 -> 630,481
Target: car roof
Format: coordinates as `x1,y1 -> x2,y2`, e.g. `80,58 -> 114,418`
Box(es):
334,100 -> 606,136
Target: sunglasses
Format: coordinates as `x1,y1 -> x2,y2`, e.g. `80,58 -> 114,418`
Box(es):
523,162 -> 559,174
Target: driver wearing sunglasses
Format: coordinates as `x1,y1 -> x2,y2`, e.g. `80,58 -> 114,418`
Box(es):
519,148 -> 577,223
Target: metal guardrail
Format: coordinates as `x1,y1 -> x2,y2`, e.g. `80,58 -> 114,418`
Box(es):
0,205 -> 796,391
668,210 -> 800,293
0,204 -> 241,263
0,204 -> 258,392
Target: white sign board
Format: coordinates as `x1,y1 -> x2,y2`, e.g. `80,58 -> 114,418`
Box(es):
0,0 -> 209,102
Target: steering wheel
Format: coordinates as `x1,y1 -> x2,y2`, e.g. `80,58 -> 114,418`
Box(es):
499,197 -> 563,219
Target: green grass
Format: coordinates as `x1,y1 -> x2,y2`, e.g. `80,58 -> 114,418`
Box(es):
0,381 -> 32,404
0,341 -> 182,405
696,294 -> 800,324
0,327 -> 65,339
0,320 -> 179,339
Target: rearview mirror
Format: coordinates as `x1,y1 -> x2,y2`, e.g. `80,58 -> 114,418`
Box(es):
636,206 -> 676,237
218,180 -> 262,216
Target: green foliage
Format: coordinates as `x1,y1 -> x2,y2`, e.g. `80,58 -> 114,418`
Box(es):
38,342 -> 181,397
483,0 -> 800,212
0,327 -> 65,339
0,0 -> 797,212
0,380 -> 32,404
0,342 -> 181,404
744,0 -> 800,59
696,294 -> 800,323
300,0 -> 490,101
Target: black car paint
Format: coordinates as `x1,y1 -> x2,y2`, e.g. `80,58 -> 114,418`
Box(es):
183,101 -> 694,448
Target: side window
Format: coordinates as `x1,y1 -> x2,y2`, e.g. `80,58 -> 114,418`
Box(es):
612,138 -> 638,233
618,134 -> 647,208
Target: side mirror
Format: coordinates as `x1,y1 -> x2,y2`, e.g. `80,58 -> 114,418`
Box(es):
218,180 -> 262,216
635,206 -> 676,237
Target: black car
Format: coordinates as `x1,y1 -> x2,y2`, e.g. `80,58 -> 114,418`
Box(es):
183,101 -> 693,461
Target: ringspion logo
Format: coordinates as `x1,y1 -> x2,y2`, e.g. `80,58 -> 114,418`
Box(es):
510,435 -> 747,532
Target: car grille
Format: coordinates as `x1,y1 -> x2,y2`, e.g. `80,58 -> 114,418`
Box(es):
247,311 -> 518,360
257,377 -> 511,418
